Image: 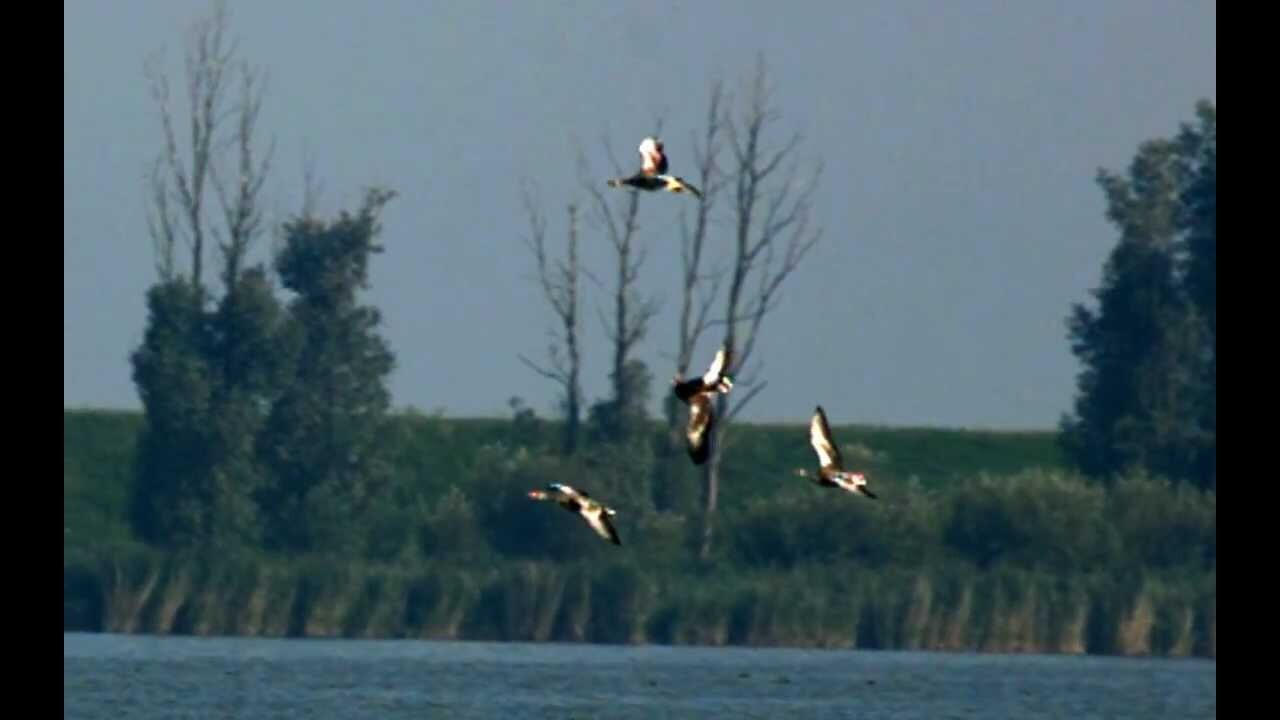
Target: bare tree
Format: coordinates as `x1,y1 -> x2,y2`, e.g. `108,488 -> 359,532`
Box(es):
145,0 -> 273,292
698,56 -> 823,559
517,180 -> 585,454
580,137 -> 663,439
665,80 -> 730,438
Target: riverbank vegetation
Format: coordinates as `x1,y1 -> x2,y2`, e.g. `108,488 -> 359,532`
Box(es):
64,409 -> 1214,657
64,4 -> 1214,659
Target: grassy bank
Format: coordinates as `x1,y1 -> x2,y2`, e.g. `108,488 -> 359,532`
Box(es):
63,409 -> 1214,658
65,408 -> 1065,537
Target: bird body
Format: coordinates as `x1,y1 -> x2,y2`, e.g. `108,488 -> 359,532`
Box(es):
672,347 -> 734,464
527,482 -> 622,545
607,136 -> 703,200
795,406 -> 878,499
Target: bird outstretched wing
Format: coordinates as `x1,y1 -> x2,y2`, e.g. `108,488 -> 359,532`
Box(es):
809,406 -> 843,471
639,137 -> 668,176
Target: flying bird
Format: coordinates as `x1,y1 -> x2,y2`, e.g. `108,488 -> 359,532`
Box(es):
672,346 -> 734,465
527,483 -> 622,545
607,136 -> 704,200
794,406 -> 878,499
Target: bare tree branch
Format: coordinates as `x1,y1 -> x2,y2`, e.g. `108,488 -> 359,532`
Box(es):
756,132 -> 803,183
518,184 -> 585,453
209,59 -> 274,288
144,0 -> 270,293
673,79 -> 729,379
595,303 -> 618,343
578,132 -> 660,423
145,157 -> 179,282
725,378 -> 768,424
517,352 -> 568,385
664,79 -> 733,450
520,181 -> 555,298
696,54 -> 823,560
689,272 -> 723,348
297,140 -> 324,221
147,52 -> 194,257
626,297 -> 662,348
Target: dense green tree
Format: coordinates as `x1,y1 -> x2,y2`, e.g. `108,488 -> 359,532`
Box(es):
586,358 -> 655,445
1061,102 -> 1215,489
130,0 -> 282,550
257,188 -> 398,555
204,267 -> 298,540
1175,101 -> 1216,488
130,280 -> 217,546
1177,101 -> 1216,336
130,267 -> 291,548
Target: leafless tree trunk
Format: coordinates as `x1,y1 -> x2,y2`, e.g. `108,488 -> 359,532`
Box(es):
698,56 -> 823,560
665,80 -> 729,440
581,140 -> 662,438
145,0 -> 273,293
655,80 -> 727,515
517,181 -> 585,454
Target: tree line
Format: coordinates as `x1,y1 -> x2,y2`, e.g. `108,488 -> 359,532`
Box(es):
130,2 -> 398,555
67,423 -> 1214,655
123,2 -> 1214,568
1060,101 -> 1216,491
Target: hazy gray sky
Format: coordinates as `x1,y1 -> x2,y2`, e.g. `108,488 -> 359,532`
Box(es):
64,1 -> 1215,430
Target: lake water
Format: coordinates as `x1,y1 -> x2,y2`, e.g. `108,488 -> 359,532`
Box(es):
64,632 -> 1215,719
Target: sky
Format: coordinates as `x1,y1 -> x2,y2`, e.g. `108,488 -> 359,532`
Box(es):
64,0 -> 1216,431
